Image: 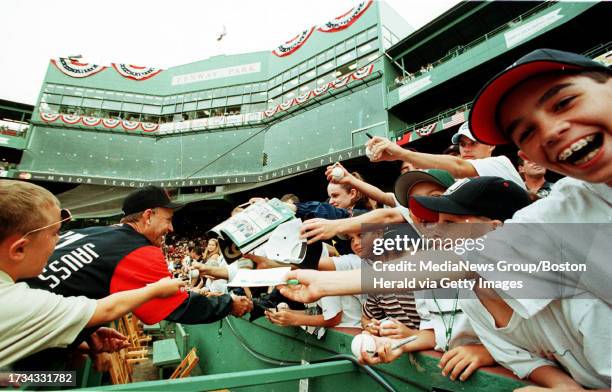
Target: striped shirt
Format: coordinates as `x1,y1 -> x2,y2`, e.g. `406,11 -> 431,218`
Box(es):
362,292 -> 421,329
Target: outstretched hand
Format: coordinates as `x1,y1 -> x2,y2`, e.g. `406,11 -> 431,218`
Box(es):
300,218 -> 338,243
149,277 -> 186,298
379,319 -> 415,339
265,308 -> 298,327
325,162 -> 354,185
365,136 -> 406,162
277,270 -> 327,303
230,294 -> 254,316
439,344 -> 495,382
88,327 -> 129,353
358,334 -> 404,365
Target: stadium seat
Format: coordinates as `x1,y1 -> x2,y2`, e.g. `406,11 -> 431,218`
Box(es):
170,348 -> 200,379
152,323 -> 194,379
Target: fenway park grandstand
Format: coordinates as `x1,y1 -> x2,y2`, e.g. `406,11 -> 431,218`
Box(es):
0,0 -> 610,390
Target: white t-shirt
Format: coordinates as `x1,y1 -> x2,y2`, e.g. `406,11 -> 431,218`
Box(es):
0,270 -> 96,367
415,290 -> 480,351
509,177 -> 612,223
461,291 -> 611,389
206,255 -> 228,293
317,254 -> 366,328
389,194 -> 411,222
332,254 -> 362,271
207,257 -> 254,293
467,177 -> 612,316
468,155 -> 526,189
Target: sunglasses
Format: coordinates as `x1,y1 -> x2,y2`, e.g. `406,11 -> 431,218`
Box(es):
23,208 -> 72,237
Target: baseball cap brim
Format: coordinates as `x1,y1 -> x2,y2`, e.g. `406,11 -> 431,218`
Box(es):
450,133 -> 462,145
394,170 -> 455,208
470,49 -> 610,146
409,195 -> 476,222
164,201 -> 184,210
298,240 -> 323,270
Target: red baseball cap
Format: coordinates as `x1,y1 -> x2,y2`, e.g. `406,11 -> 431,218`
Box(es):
469,48 -> 611,145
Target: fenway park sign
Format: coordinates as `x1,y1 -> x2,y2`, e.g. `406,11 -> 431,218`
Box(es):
16,146 -> 368,188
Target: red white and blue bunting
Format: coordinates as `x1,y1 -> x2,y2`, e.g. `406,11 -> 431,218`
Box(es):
279,99 -> 295,111
295,91 -> 312,104
52,58 -> 106,78
270,0 -> 372,57
272,27 -> 315,57
39,112 -> 161,133
313,83 -> 330,97
416,122 -> 436,137
111,64 -> 162,81
51,58 -> 162,80
397,120 -> 447,146
82,116 -> 102,126
40,112 -> 60,122
140,122 -> 159,132
318,0 -> 373,33
60,114 -> 81,124
121,120 -> 140,131
330,75 -> 351,89
102,118 -> 121,128
264,106 -> 280,118
264,63 -> 374,118
396,124 -> 436,146
352,63 -> 375,80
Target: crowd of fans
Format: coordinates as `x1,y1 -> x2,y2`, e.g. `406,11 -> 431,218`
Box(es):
0,48 -> 610,391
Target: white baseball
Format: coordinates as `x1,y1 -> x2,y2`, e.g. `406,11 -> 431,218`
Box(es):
351,333 -> 377,358
331,166 -> 344,181
277,302 -> 289,310
189,269 -> 200,279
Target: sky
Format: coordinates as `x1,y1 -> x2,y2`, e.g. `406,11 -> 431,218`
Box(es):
0,0 -> 459,105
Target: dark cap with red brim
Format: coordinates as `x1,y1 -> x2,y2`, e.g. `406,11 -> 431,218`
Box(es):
409,176 -> 531,222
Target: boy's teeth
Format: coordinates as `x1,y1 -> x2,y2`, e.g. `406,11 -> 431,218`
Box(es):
558,148 -> 573,161
571,139 -> 588,151
557,135 -> 598,162
574,148 -> 600,166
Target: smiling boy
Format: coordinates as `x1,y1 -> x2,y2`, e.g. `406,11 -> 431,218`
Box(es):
469,49 -> 611,223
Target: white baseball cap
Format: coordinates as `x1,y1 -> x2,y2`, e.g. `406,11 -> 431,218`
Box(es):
451,122 -> 476,145
262,219 -> 322,268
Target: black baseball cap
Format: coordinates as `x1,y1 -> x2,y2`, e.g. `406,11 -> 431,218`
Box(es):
409,176 -> 531,222
394,169 -> 455,208
470,48 -> 612,145
122,185 -> 184,215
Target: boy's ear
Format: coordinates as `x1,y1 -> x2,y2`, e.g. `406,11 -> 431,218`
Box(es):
8,237 -> 29,262
489,145 -> 496,153
517,150 -> 530,161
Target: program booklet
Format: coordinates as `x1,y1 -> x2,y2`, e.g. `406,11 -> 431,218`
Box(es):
207,198 -> 295,261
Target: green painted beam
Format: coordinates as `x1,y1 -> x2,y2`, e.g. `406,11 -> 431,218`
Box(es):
77,360 -> 357,391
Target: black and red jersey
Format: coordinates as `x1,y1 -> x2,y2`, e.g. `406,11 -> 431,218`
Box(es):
26,224 -> 229,325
